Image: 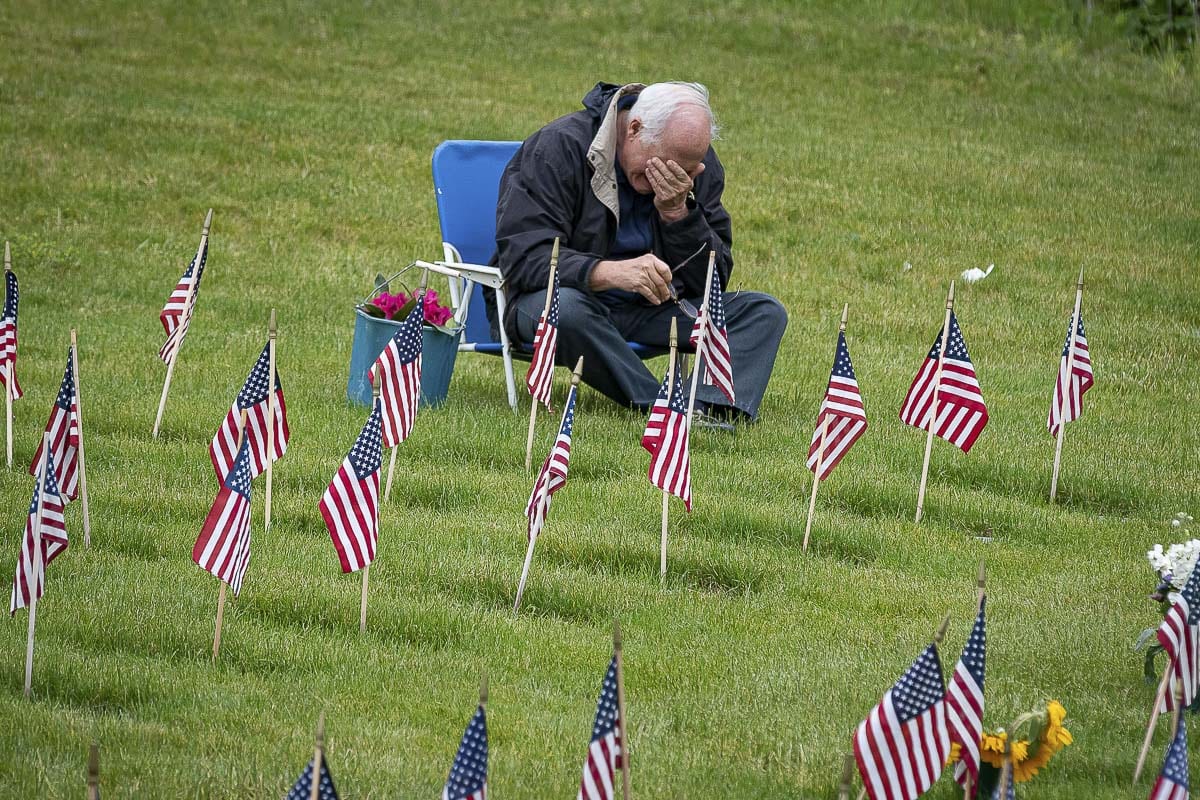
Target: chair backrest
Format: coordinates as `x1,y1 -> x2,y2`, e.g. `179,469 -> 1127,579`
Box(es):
432,140 -> 522,344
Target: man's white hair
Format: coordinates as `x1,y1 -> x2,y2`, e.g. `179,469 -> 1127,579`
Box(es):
630,82 -> 720,145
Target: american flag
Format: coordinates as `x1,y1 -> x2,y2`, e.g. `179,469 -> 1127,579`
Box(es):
210,342 -> 290,481
640,359 -> 674,455
578,655 -> 624,800
368,296 -> 423,448
443,705 -> 487,800
853,642 -> 950,800
947,599 -> 987,794
1157,563 -> 1200,713
899,311 -> 989,453
157,235 -> 208,364
525,269 -> 560,411
806,331 -> 867,479
192,435 -> 253,596
689,277 -> 735,405
320,400 -> 383,573
29,348 -> 81,502
286,758 -> 339,800
647,367 -> 691,512
1150,714 -> 1189,800
1047,312 -> 1093,437
9,450 -> 67,614
0,269 -> 22,401
525,384 -> 575,542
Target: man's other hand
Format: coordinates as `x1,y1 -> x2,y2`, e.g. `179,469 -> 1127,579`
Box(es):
590,254 -> 674,304
647,157 -> 705,224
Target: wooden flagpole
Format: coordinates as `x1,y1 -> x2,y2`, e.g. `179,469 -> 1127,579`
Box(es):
837,753 -> 855,800
265,309 -> 276,530
514,356 -> 583,616
684,252 -> 717,423
803,304 -> 848,551
614,619 -> 632,800
526,238 -> 560,471
212,407 -> 248,662
5,241 -> 13,469
70,330 -> 92,547
1049,267 -> 1085,504
963,561 -> 986,800
659,318 -> 679,584
86,742 -> 100,800
362,378 -> 381,633
154,208 -> 212,438
385,269 -> 429,502
310,712 -> 326,800
915,281 -> 955,525
23,431 -> 51,698
480,671 -> 488,710
1134,662 -> 1173,783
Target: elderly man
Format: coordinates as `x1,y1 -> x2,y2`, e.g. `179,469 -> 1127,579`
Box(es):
489,81 -> 787,424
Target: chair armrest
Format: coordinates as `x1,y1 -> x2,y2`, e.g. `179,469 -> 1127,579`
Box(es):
435,260 -> 505,290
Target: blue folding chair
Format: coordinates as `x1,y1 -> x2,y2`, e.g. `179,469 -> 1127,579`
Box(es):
431,139 -> 666,411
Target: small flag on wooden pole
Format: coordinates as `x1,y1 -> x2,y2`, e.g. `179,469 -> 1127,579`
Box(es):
658,319 -> 679,583
914,283 -> 954,525
514,356 -> 582,616
684,252 -> 717,422
21,433 -> 55,698
2,240 -> 21,469
525,238 -> 561,471
376,269 -> 426,503
71,331 -> 92,546
614,619 -> 632,800
803,303 -> 866,551
283,712 -> 339,800
154,208 -> 212,438
1049,267 -> 1091,503
201,408 -> 250,663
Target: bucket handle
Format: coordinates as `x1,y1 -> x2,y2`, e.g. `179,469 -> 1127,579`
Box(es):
360,261 -> 427,306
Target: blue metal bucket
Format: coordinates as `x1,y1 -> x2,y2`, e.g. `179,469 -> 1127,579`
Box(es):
347,307 -> 461,408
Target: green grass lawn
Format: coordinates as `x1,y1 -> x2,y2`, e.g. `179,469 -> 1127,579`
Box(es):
1,1 -> 1198,796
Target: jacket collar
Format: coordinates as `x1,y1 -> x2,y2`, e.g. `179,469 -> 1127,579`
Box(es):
586,83 -> 645,222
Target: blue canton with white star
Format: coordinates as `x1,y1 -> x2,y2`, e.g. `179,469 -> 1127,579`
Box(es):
668,367 -> 688,414
348,402 -> 384,480
185,240 -> 208,282
926,312 -> 973,365
558,389 -> 576,439
444,706 -> 488,800
225,437 -> 253,499
29,450 -> 62,514
391,294 -> 424,366
1160,713 -> 1190,789
1177,561 -> 1200,625
237,343 -> 279,409
285,758 -> 339,800
961,599 -> 987,688
546,270 -> 561,327
590,656 -> 621,742
3,271 -> 17,320
55,349 -> 75,412
990,770 -> 1015,800
706,274 -> 726,330
1059,313 -> 1086,357
890,644 -> 946,723
833,331 -> 857,380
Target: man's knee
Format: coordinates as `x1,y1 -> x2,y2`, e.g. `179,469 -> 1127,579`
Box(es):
555,288 -> 614,342
732,291 -> 788,338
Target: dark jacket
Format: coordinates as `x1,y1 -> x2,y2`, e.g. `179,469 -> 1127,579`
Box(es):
488,82 -> 734,340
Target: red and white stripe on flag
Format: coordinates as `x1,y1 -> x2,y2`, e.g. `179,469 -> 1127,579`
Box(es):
806,331 -> 867,480
9,456 -> 68,614
525,271 -> 560,411
647,369 -> 691,512
320,402 -> 384,573
947,601 -> 987,792
525,386 -> 575,541
1157,567 -> 1200,713
209,343 -> 290,481
192,441 -> 253,596
1047,312 -> 1093,436
577,655 -> 624,800
689,278 -> 735,405
899,312 -> 988,453
158,237 -> 207,364
369,300 -> 423,448
30,349 -> 81,502
853,644 -> 950,800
